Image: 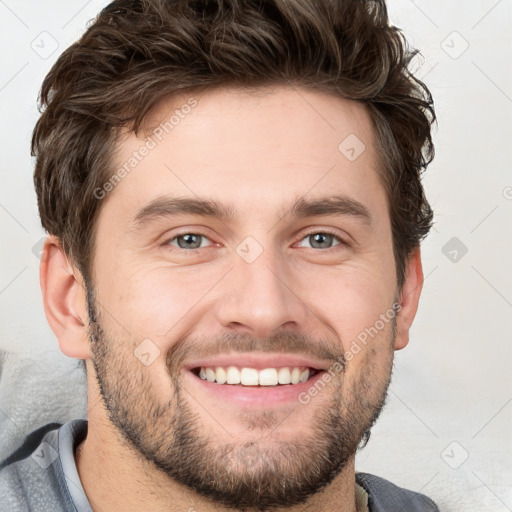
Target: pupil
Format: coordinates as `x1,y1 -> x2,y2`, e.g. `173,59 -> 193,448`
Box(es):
178,234 -> 201,249
311,233 -> 331,249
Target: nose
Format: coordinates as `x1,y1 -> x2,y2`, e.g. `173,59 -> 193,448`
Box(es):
214,242 -> 309,340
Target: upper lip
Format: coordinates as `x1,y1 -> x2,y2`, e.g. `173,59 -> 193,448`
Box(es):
183,353 -> 330,372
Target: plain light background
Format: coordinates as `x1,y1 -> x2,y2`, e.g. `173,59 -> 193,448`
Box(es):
0,1 -> 511,510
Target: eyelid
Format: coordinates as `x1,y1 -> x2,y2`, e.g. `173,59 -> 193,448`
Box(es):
163,226 -> 350,252
296,227 -> 350,248
163,229 -> 216,249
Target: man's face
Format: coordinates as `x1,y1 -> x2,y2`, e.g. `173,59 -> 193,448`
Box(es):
87,85 -> 400,509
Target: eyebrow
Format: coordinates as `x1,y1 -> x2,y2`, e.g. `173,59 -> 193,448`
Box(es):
131,194 -> 372,228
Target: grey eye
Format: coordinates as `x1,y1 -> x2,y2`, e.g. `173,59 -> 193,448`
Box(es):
298,233 -> 342,249
169,233 -> 211,250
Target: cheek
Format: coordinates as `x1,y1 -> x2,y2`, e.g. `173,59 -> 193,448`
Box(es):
97,263 -> 226,340
341,340 -> 393,414
295,262 -> 396,351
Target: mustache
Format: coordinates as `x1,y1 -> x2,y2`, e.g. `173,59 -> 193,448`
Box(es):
165,331 -> 346,375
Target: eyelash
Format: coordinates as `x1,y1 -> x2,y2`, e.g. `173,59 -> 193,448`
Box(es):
164,228 -> 348,253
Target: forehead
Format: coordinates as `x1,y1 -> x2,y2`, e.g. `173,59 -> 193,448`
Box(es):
103,85 -> 386,225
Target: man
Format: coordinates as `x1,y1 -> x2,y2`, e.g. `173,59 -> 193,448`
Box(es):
0,0 -> 439,510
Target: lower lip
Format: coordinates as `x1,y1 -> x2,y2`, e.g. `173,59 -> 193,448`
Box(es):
184,369 -> 326,406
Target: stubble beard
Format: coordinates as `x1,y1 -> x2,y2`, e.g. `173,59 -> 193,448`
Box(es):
87,292 -> 394,511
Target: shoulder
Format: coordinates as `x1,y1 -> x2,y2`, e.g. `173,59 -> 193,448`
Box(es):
0,419 -> 88,512
356,472 -> 440,512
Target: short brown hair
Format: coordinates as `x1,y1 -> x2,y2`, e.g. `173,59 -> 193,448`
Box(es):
33,0 -> 435,288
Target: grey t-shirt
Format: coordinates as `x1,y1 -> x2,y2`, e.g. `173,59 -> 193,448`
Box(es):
0,420 -> 440,511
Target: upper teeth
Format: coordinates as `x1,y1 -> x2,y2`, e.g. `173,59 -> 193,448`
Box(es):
198,366 -> 312,386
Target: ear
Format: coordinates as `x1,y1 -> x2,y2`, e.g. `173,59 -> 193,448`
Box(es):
39,236 -> 92,359
393,247 -> 423,351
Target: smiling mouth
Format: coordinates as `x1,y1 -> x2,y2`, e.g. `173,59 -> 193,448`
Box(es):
190,366 -> 322,387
